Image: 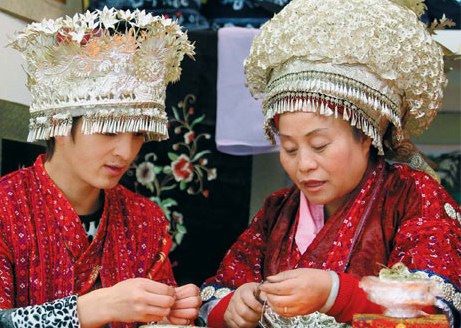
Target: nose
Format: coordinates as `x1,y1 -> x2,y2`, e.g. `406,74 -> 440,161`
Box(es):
112,133 -> 143,161
298,149 -> 318,172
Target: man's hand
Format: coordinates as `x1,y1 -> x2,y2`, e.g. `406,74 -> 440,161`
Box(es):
167,284 -> 202,325
77,278 -> 176,327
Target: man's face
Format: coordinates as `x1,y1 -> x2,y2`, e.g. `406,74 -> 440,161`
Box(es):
53,119 -> 145,191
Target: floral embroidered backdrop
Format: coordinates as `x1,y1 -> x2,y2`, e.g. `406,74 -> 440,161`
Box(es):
119,30 -> 253,285
127,94 -> 218,250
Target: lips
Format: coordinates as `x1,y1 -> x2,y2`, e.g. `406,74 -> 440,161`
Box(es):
299,179 -> 325,190
105,164 -> 126,176
305,180 -> 324,186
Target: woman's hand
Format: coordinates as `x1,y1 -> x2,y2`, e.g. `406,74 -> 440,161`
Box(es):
77,278 -> 176,327
167,284 -> 202,325
259,268 -> 332,317
224,282 -> 264,328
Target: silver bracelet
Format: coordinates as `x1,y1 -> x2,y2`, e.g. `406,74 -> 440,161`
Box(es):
318,270 -> 340,313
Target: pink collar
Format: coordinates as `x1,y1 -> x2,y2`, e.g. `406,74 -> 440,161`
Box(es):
295,193 -> 324,254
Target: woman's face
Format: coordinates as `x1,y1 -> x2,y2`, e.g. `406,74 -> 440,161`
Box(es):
278,111 -> 372,215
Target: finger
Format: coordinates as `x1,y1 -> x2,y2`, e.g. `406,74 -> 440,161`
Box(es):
225,305 -> 258,328
266,295 -> 304,318
228,314 -> 256,328
145,292 -> 176,309
226,318 -> 239,328
168,307 -> 199,320
266,293 -> 296,309
258,290 -> 268,302
172,295 -> 202,310
143,304 -> 172,319
265,300 -> 293,318
266,271 -> 290,282
243,293 -> 264,314
235,314 -> 260,328
168,316 -> 192,326
237,302 -> 261,323
144,314 -> 166,323
259,280 -> 293,296
265,270 -> 296,283
175,284 -> 200,299
143,280 -> 176,296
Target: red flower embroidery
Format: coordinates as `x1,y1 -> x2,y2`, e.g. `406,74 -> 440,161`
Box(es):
184,131 -> 195,144
172,154 -> 194,182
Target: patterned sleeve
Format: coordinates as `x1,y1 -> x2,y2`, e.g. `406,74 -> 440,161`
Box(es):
126,190 -> 177,287
148,224 -> 177,286
0,239 -> 15,309
0,174 -> 80,327
0,295 -> 79,328
199,207 -> 269,322
388,169 -> 461,327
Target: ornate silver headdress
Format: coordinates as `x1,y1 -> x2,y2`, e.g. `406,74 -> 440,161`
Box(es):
244,0 -> 447,179
9,7 -> 195,142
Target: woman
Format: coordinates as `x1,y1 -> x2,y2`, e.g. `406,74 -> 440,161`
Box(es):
199,0 -> 461,327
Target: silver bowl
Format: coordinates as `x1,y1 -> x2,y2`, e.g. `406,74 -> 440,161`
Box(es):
359,276 -> 439,318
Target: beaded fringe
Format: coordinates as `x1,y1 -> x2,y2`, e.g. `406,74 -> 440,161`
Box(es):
263,72 -> 405,155
27,110 -> 168,142
264,94 -> 385,155
266,71 -> 401,125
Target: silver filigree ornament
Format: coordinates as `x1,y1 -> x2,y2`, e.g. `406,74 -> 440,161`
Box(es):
260,306 -> 350,328
244,0 -> 446,168
444,203 -> 461,225
9,7 -> 195,142
200,286 -> 232,302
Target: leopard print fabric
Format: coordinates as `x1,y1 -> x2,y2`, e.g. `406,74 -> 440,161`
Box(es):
0,295 -> 79,328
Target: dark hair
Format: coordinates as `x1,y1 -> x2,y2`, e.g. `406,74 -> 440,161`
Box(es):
350,124 -> 379,159
45,117 -> 81,161
351,125 -> 363,141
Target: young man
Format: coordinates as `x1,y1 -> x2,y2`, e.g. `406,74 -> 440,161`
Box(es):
0,8 -> 200,327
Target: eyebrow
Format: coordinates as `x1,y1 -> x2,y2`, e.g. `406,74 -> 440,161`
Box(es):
279,127 -> 328,139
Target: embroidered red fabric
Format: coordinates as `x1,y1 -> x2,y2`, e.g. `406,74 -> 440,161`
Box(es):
0,155 -> 176,327
204,158 -> 461,323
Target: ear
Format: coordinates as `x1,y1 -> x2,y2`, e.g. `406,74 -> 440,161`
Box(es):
54,135 -> 71,146
54,135 -> 64,144
361,136 -> 373,154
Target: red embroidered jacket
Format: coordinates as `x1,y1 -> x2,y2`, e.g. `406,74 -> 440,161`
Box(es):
201,159 -> 461,326
0,155 -> 175,327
